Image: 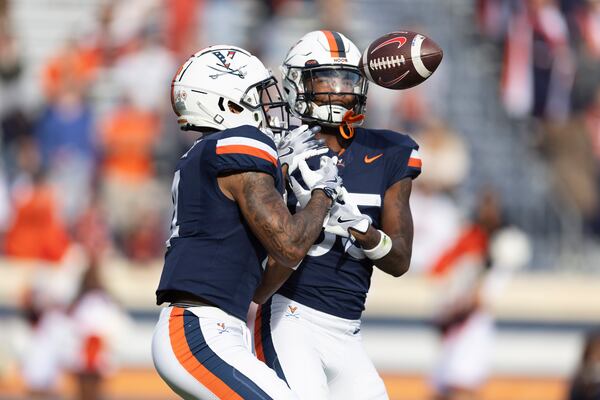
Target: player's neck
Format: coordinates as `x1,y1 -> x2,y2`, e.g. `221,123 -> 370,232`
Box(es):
316,125 -> 352,153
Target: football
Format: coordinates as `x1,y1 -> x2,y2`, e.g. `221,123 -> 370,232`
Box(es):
358,31 -> 443,90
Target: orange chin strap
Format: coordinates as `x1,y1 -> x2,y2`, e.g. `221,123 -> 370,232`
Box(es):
339,110 -> 365,139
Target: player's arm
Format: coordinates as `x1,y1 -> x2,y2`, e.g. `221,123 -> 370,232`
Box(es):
351,178 -> 414,277
219,171 -> 332,269
252,257 -> 294,304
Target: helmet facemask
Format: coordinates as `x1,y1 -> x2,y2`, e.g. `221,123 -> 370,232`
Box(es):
240,76 -> 289,134
283,64 -> 368,126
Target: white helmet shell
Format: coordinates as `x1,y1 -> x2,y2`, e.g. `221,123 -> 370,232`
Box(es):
171,45 -> 285,133
281,31 -> 368,126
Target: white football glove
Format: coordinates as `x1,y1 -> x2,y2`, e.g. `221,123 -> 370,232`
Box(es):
278,125 -> 328,174
324,188 -> 372,238
289,155 -> 343,205
289,175 -> 311,209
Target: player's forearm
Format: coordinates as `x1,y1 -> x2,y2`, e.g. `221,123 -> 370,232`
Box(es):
353,227 -> 412,277
372,235 -> 412,277
261,191 -> 330,269
233,171 -> 330,269
281,190 -> 332,261
253,257 -> 296,304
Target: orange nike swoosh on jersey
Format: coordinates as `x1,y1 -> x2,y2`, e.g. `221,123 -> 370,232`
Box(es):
364,153 -> 383,163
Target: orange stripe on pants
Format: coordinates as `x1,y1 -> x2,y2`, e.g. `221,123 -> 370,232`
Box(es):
168,307 -> 243,399
254,305 -> 266,362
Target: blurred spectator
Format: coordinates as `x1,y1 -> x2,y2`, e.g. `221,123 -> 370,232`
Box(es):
570,0 -> 600,112
123,209 -> 165,262
0,14 -> 22,110
539,113 -> 600,235
3,138 -> 70,262
428,190 -> 531,400
164,0 -> 203,58
111,23 -> 176,112
68,258 -> 132,400
1,109 -> 33,182
41,39 -> 100,104
476,0 -> 512,41
410,118 -> 470,273
568,328 -> 600,400
35,81 -> 96,224
586,87 -> 600,165
0,164 -> 8,242
415,119 -> 470,193
0,7 -> 30,182
501,0 -> 574,121
411,187 -> 463,274
19,270 -> 74,399
73,186 -> 113,259
97,97 -> 166,257
107,0 -> 161,51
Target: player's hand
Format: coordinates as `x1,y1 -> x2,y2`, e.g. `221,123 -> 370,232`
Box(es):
289,175 -> 311,208
278,125 -> 327,174
296,155 -> 342,202
324,188 -> 372,237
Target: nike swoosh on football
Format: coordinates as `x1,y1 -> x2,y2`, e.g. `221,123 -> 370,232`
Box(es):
370,36 -> 407,54
364,153 -> 383,163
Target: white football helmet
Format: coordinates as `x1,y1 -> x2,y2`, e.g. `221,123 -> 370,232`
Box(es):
281,31 -> 368,126
171,45 -> 287,133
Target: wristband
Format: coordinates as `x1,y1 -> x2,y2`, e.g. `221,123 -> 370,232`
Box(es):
362,230 -> 392,260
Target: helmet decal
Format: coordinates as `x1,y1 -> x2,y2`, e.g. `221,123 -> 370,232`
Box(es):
209,50 -> 247,79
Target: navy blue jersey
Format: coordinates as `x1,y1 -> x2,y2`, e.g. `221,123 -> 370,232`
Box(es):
278,127 -> 421,319
156,125 -> 284,321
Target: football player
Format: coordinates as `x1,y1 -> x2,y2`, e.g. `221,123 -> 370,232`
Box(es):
252,31 -> 422,400
151,45 -> 342,400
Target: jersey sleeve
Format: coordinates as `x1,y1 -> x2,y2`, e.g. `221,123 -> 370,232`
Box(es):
212,126 -> 280,180
385,139 -> 422,189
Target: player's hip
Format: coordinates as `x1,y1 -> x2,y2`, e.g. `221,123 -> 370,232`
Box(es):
263,294 -> 362,336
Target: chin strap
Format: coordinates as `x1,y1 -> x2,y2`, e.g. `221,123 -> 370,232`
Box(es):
339,110 -> 365,139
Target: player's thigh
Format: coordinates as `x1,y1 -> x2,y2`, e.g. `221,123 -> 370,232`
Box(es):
328,338 -> 389,400
153,306 -> 297,400
256,296 -> 328,400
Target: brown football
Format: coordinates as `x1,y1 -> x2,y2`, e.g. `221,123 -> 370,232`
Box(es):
358,31 -> 443,90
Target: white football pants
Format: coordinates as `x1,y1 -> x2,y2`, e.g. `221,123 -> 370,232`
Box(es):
152,305 -> 298,400
254,294 -> 389,400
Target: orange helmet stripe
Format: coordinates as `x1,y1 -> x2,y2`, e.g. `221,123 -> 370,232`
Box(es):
321,30 -> 346,58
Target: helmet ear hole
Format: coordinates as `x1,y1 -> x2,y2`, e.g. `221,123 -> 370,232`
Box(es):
227,101 -> 244,114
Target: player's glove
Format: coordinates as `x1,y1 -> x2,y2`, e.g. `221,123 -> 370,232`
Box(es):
277,125 -> 327,174
324,188 -> 372,237
290,156 -> 343,205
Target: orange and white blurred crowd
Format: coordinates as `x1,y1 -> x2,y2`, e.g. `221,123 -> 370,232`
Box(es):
0,0 -> 599,399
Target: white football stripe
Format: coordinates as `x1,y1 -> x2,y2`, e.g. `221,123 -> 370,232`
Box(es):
216,136 -> 277,159
411,34 -> 432,79
347,192 -> 381,208
362,48 -> 375,82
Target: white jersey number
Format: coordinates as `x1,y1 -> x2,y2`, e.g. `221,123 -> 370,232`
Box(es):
306,192 -> 381,259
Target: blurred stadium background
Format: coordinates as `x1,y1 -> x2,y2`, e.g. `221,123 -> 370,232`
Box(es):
0,0 -> 599,399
